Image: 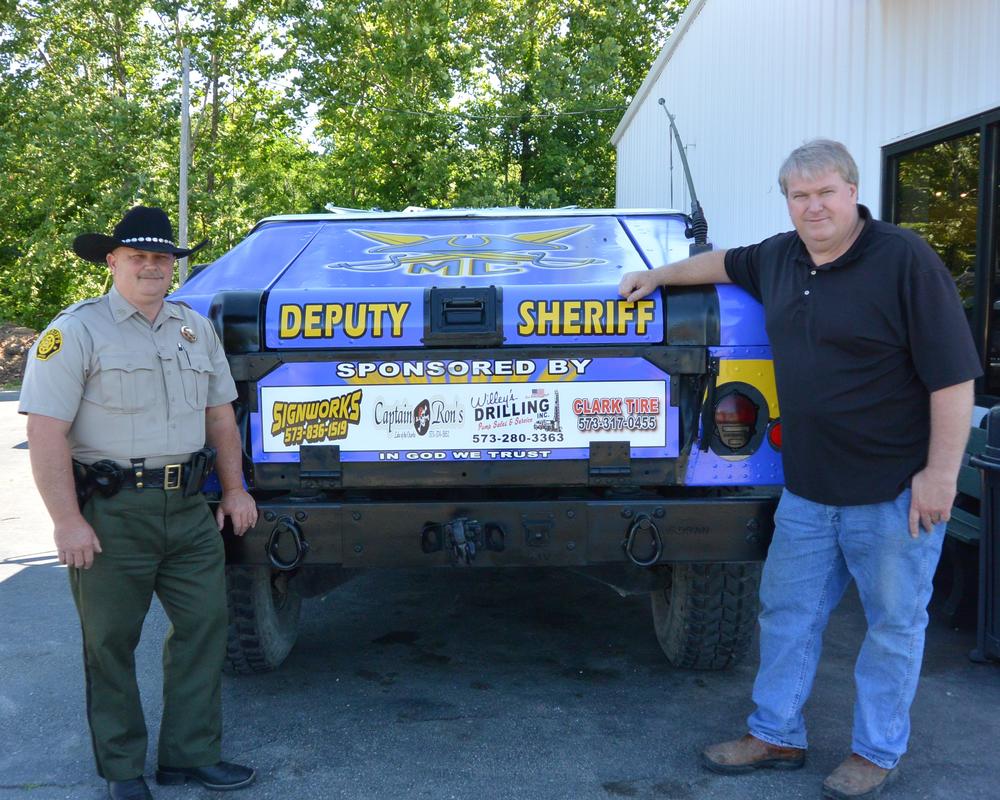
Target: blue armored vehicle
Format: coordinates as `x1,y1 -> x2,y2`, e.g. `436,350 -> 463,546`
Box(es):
171,208 -> 783,673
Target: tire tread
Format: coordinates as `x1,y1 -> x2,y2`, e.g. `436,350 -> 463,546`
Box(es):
224,566 -> 302,675
651,562 -> 761,670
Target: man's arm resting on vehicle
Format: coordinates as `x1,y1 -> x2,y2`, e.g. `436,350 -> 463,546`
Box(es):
909,379 -> 975,537
205,402 -> 257,536
25,413 -> 102,568
618,249 -> 731,302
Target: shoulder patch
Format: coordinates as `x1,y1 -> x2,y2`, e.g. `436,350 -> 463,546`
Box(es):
36,329 -> 63,360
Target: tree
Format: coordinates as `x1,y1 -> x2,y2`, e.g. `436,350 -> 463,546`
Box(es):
291,0 -> 682,209
0,0 -> 682,327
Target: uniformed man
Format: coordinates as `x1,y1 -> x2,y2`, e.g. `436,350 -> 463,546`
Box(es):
20,206 -> 258,800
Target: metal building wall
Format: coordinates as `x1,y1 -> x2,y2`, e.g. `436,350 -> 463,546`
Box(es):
614,0 -> 1000,249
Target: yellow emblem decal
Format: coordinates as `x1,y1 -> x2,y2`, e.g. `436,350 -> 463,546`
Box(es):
36,329 -> 63,360
180,325 -> 197,343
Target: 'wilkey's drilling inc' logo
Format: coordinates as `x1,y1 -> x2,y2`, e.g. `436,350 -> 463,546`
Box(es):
325,225 -> 603,277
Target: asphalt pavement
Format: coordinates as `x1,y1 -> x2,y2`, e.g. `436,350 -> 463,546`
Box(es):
1,395 -> 998,800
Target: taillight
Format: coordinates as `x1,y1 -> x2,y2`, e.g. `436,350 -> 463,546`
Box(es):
714,392 -> 758,450
767,420 -> 782,451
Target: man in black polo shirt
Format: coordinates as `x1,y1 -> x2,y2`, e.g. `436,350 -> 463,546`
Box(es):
619,139 -> 980,800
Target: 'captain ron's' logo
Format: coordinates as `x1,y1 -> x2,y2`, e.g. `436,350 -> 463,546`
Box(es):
325,225 -> 603,277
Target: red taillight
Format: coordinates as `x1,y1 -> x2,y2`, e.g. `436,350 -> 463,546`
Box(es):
714,392 -> 758,450
767,420 -> 782,451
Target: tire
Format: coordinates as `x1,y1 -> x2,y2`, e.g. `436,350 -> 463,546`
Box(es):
224,566 -> 302,674
650,562 -> 761,670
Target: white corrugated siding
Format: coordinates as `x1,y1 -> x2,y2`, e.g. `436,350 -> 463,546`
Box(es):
615,0 -> 1000,249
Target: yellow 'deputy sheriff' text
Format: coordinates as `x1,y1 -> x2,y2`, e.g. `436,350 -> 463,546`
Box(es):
516,299 -> 656,336
279,302 -> 410,339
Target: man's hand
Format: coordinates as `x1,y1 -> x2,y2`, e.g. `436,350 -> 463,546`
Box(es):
216,488 -> 258,536
618,270 -> 661,302
908,467 -> 956,538
908,381 -> 974,538
618,252 -> 731,302
54,517 -> 102,569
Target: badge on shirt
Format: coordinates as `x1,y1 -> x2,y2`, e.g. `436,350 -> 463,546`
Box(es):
180,325 -> 197,343
36,329 -> 62,360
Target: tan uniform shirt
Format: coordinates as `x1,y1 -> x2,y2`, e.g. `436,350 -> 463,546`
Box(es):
19,286 -> 237,467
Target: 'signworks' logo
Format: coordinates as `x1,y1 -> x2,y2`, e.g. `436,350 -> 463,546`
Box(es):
271,390 -> 363,447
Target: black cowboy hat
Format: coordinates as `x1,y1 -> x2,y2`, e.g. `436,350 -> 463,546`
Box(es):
73,206 -> 209,264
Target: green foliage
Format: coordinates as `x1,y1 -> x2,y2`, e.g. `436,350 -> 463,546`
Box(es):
1,0 -> 682,327
895,133 -> 979,306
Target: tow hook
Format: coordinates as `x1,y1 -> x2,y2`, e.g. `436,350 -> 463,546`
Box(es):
422,518 -> 506,564
623,515 -> 662,567
446,517 -> 479,565
266,516 -> 309,571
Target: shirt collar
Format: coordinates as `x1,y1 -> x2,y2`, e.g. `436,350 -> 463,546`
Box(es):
108,286 -> 183,326
793,204 -> 874,270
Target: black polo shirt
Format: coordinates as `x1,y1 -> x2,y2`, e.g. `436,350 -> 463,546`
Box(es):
724,205 -> 982,506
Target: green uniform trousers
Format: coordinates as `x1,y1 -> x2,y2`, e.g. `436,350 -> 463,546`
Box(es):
68,488 -> 227,781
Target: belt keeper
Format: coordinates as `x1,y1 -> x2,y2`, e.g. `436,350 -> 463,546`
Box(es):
130,458 -> 145,491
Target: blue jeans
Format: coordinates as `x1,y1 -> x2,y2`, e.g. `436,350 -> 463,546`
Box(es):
747,488 -> 945,769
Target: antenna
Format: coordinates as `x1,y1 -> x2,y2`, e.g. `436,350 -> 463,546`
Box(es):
658,98 -> 711,255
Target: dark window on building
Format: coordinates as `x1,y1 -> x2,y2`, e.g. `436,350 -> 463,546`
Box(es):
883,110 -> 1000,398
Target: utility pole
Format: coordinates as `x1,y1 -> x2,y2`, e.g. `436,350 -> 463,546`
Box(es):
179,46 -> 190,283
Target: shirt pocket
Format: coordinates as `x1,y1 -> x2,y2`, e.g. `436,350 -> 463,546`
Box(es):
180,351 -> 214,410
92,353 -> 158,413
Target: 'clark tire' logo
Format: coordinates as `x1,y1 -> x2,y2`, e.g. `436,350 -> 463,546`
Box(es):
36,329 -> 62,360
325,226 -> 604,278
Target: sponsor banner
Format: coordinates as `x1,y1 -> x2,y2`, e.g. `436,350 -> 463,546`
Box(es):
252,357 -> 677,463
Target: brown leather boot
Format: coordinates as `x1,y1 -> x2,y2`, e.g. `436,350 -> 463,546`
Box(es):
701,733 -> 806,774
822,754 -> 897,799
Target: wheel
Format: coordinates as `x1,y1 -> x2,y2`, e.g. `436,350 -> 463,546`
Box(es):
224,566 -> 302,674
650,562 -> 761,670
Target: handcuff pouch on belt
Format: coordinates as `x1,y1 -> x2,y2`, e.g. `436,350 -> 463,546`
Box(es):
72,459 -> 124,509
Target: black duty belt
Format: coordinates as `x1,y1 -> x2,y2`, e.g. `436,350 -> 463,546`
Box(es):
121,462 -> 190,491
73,447 -> 216,509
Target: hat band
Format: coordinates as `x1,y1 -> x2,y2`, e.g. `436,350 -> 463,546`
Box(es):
121,236 -> 175,246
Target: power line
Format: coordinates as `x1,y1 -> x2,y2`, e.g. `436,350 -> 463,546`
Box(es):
361,105 -> 628,120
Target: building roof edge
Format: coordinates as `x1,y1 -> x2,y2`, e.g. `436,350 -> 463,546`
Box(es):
610,0 -> 710,146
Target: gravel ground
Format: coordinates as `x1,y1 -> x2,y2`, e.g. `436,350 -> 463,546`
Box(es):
0,323 -> 36,387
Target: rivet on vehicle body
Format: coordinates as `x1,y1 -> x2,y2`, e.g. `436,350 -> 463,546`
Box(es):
352,512 -> 362,521
621,508 -> 634,519
567,541 -> 576,551
654,507 -> 665,518
295,511 -> 307,522
566,509 -> 575,519
264,511 -> 276,522
354,544 -> 363,553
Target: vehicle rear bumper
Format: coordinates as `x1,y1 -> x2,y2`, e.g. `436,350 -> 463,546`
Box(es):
223,494 -> 779,568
